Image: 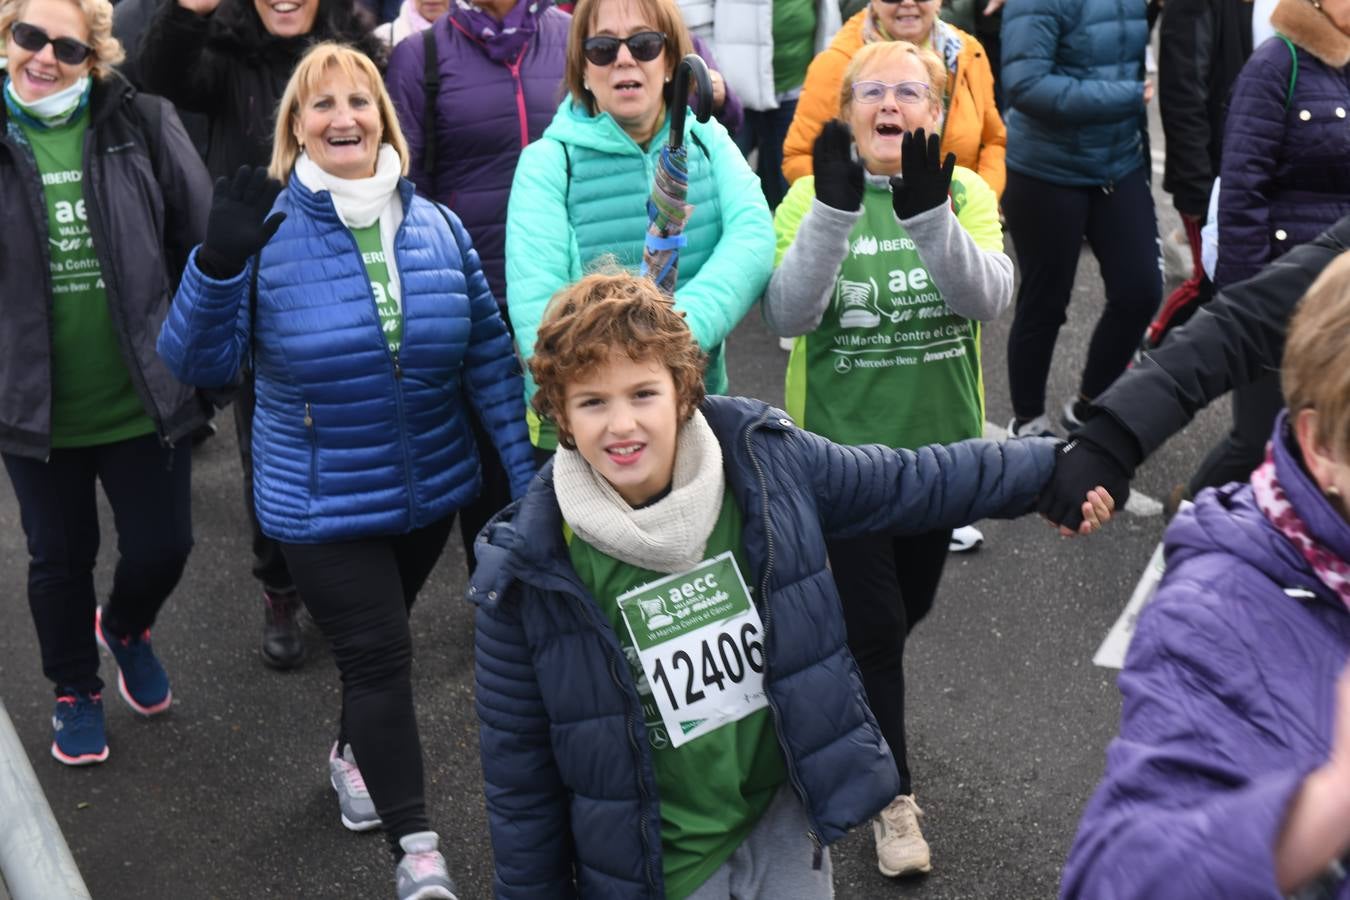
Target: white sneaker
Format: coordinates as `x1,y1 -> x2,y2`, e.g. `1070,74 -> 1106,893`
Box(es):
949,525 -> 984,553
873,793 -> 932,877
395,831 -> 458,900
1006,414 -> 1056,439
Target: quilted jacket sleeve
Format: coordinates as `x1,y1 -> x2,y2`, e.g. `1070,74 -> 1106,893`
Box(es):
672,121 -> 774,353
1214,42 -> 1290,288
1061,580 -> 1311,899
475,600 -> 579,900
801,429 -> 1059,539
505,137 -> 581,367
1086,218 -> 1350,459
1002,0 -> 1146,126
155,247 -> 251,388
447,208 -> 537,498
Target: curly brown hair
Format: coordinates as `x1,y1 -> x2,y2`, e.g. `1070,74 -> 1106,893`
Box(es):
529,270 -> 707,450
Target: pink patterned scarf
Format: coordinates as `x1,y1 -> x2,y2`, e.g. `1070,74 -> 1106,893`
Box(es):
1252,446 -> 1350,606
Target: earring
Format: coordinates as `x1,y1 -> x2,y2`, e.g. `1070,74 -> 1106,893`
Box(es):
1329,485 -> 1343,499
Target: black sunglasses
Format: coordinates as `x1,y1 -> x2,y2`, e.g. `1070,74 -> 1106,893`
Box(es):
10,22 -> 94,65
582,30 -> 666,67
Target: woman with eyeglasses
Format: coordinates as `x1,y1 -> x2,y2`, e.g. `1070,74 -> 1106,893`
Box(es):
503,0 -> 774,458
763,39 -> 1012,879
0,0 -> 211,764
780,0 -> 1005,198
999,0 -> 1160,439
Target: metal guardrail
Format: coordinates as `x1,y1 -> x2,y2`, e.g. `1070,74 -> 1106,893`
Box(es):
0,698 -> 90,900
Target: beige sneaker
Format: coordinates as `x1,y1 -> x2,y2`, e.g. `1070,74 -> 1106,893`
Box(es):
873,793 -> 932,877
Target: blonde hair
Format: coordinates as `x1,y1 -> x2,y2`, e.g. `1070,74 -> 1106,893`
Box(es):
0,0 -> 124,79
1283,250 -> 1350,461
268,42 -> 409,182
564,0 -> 694,115
839,40 -> 946,122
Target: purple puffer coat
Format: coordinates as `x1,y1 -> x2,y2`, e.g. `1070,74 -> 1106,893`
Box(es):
386,7 -> 571,307
1215,0 -> 1350,288
1061,415 -> 1350,899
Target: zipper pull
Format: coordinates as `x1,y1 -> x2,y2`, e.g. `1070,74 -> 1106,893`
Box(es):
393,353 -> 402,379
304,402 -> 313,427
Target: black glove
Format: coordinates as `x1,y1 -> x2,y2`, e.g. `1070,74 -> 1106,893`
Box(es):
198,165 -> 286,279
812,120 -> 864,212
1036,414 -> 1141,529
889,128 -> 955,221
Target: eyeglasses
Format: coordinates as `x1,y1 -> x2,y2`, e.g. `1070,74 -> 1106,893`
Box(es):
875,0 -> 939,5
850,80 -> 932,105
9,22 -> 94,65
582,31 -> 666,67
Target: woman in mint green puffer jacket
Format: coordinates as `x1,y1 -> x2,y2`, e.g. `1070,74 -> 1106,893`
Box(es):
504,0 -> 775,452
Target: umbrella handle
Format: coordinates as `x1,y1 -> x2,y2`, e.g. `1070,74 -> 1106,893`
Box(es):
669,54 -> 713,151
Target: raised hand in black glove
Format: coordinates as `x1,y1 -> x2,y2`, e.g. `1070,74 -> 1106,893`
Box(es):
889,127 -> 956,221
1037,419 -> 1137,530
198,165 -> 286,279
812,120 -> 865,212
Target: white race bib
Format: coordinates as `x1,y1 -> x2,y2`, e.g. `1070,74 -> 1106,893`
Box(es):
617,552 -> 769,749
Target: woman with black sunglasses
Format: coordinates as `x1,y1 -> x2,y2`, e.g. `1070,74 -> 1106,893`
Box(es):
0,0 -> 211,764
503,0 -> 774,459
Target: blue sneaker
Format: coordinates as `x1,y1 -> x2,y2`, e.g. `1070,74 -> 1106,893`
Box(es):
95,607 -> 172,716
51,692 -> 109,766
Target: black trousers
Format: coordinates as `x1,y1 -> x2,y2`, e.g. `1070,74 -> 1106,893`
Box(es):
828,528 -> 952,796
1188,371 -> 1284,495
279,514 -> 455,856
4,433 -> 192,695
236,369 -> 507,586
1003,166 -> 1163,421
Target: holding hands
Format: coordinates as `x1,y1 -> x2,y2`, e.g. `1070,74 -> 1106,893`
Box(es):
199,166 -> 286,279
890,128 -> 956,221
812,121 -> 864,212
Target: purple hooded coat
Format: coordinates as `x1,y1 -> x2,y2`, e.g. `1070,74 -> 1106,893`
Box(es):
1062,415 -> 1350,899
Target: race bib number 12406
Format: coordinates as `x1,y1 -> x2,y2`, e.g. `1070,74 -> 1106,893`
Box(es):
617,551 -> 769,749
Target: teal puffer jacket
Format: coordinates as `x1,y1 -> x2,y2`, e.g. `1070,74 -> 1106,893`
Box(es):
505,97 -> 774,426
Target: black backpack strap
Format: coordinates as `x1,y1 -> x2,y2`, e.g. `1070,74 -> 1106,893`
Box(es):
689,131 -> 710,162
557,138 -> 571,205
422,27 -> 439,175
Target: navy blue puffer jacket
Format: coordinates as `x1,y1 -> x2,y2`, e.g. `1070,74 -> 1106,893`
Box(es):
468,396 -> 1057,899
1215,0 -> 1350,289
1001,0 -> 1149,186
158,176 -> 535,543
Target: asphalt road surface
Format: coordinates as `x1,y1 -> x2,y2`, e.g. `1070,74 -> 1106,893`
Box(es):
0,103 -> 1234,900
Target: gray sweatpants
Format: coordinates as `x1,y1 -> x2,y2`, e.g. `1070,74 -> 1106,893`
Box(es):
684,784 -> 834,900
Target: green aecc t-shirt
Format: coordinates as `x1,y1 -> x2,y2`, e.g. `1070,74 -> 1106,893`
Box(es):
20,109 -> 155,447
351,223 -> 401,354
566,491 -> 787,900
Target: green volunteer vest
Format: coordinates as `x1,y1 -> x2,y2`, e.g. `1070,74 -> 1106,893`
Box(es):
351,224 -> 401,354
785,182 -> 984,448
20,110 -> 156,447
566,490 -> 787,900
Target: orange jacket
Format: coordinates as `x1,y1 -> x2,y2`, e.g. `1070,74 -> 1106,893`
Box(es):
781,12 -> 1007,198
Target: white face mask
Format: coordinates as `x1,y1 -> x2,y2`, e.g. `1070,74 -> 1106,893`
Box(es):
7,74 -> 91,123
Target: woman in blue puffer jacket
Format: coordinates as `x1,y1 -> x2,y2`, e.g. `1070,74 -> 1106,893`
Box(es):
999,0 -> 1161,439
158,44 -> 533,900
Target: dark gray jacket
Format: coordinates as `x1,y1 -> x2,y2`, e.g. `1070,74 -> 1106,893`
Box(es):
0,74 -> 212,459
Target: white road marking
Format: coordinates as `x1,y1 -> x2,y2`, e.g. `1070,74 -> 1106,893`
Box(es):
1093,538 -> 1167,669
983,420 -> 1162,518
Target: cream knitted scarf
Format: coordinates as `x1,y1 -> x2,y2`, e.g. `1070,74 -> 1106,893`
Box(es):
553,410 -> 726,574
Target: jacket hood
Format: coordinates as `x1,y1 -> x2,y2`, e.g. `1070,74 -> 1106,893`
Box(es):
1165,418 -> 1343,604
1272,0 -> 1350,68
